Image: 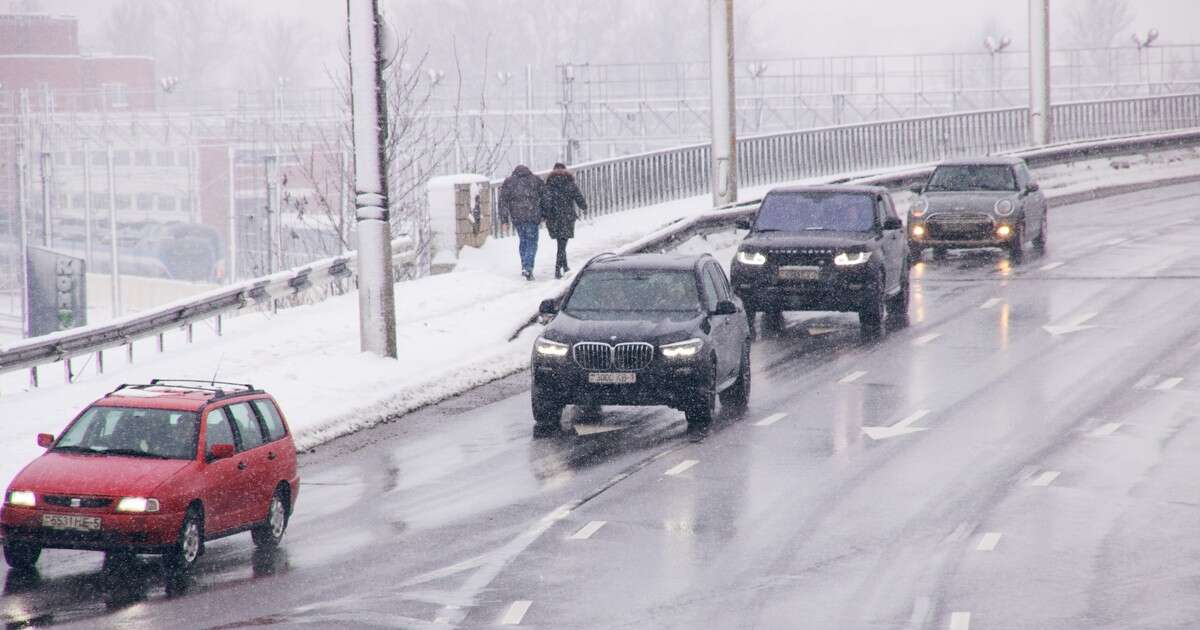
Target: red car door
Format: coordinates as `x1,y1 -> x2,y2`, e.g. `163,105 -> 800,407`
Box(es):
223,401 -> 274,527
200,407 -> 244,535
250,398 -> 295,490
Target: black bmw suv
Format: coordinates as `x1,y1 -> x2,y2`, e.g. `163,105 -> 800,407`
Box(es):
532,253 -> 752,435
730,185 -> 910,338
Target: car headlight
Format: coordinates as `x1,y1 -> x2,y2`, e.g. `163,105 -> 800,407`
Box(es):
661,338 -> 703,359
834,251 -> 872,266
534,337 -> 569,358
736,250 -> 767,266
994,199 -> 1014,216
115,497 -> 160,513
6,490 -> 35,507
911,224 -> 926,238
910,197 -> 928,217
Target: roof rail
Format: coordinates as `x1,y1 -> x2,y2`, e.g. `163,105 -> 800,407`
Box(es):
149,379 -> 255,391
582,252 -> 619,269
107,380 -> 260,402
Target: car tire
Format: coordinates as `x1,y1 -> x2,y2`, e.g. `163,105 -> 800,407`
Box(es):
718,343 -> 751,411
1007,223 -> 1025,262
531,386 -> 564,436
887,265 -> 911,329
859,276 -> 887,340
685,360 -> 717,429
1033,214 -> 1048,252
763,309 -> 785,333
908,243 -> 925,264
2,541 -> 41,570
251,487 -> 289,550
164,506 -> 203,574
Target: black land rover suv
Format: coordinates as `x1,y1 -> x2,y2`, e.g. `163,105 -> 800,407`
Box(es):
532,253 -> 752,436
730,185 -> 910,339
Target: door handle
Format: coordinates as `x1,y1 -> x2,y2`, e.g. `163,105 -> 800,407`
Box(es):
237,461 -> 247,470
267,452 -> 277,461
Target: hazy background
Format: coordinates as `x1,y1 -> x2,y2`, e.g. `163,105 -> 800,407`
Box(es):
8,0 -> 1199,91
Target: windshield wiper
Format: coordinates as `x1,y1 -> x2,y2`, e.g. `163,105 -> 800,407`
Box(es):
51,445 -> 94,454
86,448 -> 173,459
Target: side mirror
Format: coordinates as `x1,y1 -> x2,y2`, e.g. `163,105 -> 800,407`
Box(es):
713,300 -> 738,316
208,443 -> 235,461
1026,182 -> 1040,193
37,433 -> 54,448
734,216 -> 753,231
538,299 -> 558,316
882,217 -> 904,231
908,184 -> 924,195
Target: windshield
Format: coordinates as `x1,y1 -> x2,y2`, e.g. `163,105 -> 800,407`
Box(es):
926,164 -> 1018,192
565,270 -> 700,313
55,406 -> 199,460
754,192 -> 876,232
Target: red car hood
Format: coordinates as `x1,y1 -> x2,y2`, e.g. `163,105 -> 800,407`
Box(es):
13,452 -> 192,497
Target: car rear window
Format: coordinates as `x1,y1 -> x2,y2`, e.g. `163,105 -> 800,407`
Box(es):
224,403 -> 264,451
754,192 -> 875,232
926,165 -> 1018,192
55,406 -> 198,460
565,270 -> 701,313
252,400 -> 288,442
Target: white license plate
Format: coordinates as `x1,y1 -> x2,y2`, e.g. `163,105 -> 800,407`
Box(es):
588,372 -> 636,385
41,513 -> 102,531
778,266 -> 820,281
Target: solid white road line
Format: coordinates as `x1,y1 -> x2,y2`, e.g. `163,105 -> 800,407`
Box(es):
839,370 -> 867,384
1039,261 -> 1064,271
979,298 -> 1002,310
499,600 -> 532,625
1154,377 -> 1183,391
569,521 -> 607,540
755,413 -> 788,427
913,333 -> 941,346
1091,422 -> 1122,437
664,460 -> 699,476
976,532 -> 1003,551
949,611 -> 971,630
1102,237 -> 1128,246
1132,375 -> 1159,390
1031,471 -> 1061,487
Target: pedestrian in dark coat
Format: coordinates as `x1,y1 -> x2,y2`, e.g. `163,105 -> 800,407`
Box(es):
499,164 -> 545,280
541,163 -> 588,279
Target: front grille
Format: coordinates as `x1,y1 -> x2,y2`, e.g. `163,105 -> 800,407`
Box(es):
769,249 -> 834,267
926,213 -> 995,240
613,343 -> 654,370
44,495 -> 113,509
573,342 -> 655,371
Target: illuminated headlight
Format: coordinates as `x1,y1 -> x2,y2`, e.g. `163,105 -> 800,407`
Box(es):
115,497 -> 160,513
6,490 -> 35,507
996,225 -> 1013,238
661,338 -> 703,359
834,251 -> 872,266
736,250 -> 767,266
534,338 -> 569,358
994,199 -> 1014,215
911,225 -> 926,238
910,197 -> 929,217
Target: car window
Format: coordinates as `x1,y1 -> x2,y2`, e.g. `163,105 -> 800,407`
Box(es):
225,402 -> 265,451
700,267 -> 720,311
926,165 -> 1018,192
754,192 -> 875,232
252,399 -> 288,442
883,194 -> 900,221
564,270 -> 702,313
705,264 -> 730,302
205,410 -> 238,456
875,197 -> 888,227
55,406 -> 198,460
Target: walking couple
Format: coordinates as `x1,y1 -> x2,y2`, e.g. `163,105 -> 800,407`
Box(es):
498,162 -> 588,281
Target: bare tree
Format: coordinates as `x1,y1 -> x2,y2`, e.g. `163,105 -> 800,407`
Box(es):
255,15 -> 318,89
1064,0 -> 1135,48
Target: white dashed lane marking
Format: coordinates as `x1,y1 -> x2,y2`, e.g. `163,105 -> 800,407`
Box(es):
949,611 -> 971,630
913,333 -> 941,346
499,600 -> 532,625
568,521 -> 607,540
664,460 -> 699,476
1031,471 -> 1061,487
976,532 -> 1003,551
839,370 -> 867,384
1091,422 -> 1122,437
1154,377 -> 1183,391
979,298 -> 1002,309
1039,262 -> 1064,271
754,413 -> 788,427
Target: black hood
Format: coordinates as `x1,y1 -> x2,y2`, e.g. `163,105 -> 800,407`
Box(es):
545,310 -> 703,345
512,165 -> 534,177
739,230 -> 875,252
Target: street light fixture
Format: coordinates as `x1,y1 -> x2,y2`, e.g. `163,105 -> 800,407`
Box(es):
1131,28 -> 1159,50
159,76 -> 180,93
983,35 -> 1012,107
426,68 -> 445,87
983,35 -> 1012,55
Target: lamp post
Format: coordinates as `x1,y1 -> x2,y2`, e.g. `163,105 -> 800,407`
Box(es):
708,0 -> 737,207
1028,0 -> 1051,146
984,35 -> 1012,108
1132,28 -> 1160,91
747,62 -> 768,132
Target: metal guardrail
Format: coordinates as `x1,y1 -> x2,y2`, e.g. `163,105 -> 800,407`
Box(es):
0,239 -> 414,389
491,92 -> 1200,236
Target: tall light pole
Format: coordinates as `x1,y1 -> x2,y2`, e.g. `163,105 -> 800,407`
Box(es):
346,0 -> 397,358
1132,28 -> 1160,90
984,35 -> 1012,108
708,0 -> 737,207
1028,0 -> 1051,146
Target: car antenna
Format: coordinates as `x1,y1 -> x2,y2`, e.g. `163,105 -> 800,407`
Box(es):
211,354 -> 225,386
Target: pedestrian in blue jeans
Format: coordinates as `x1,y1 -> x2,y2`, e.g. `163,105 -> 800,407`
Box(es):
499,165 -> 545,280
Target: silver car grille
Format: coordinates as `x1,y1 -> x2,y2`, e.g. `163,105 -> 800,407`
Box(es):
573,342 -> 655,371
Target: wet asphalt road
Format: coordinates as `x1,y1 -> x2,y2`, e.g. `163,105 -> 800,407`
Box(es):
4,182 -> 1200,629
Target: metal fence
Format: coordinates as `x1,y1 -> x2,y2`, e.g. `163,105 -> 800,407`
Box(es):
491,92 -> 1200,236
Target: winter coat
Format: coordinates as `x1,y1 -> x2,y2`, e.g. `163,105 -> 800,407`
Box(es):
499,165 -> 544,224
541,169 -> 588,240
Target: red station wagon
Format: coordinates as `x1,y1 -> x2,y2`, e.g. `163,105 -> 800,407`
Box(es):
1,380 -> 300,573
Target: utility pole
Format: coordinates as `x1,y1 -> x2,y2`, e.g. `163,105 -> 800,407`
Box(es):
16,136 -> 30,338
346,0 -> 397,358
83,141 -> 93,265
708,0 -> 737,207
1028,0 -> 1051,146
227,145 -> 237,282
39,151 -> 53,247
106,144 -> 122,318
